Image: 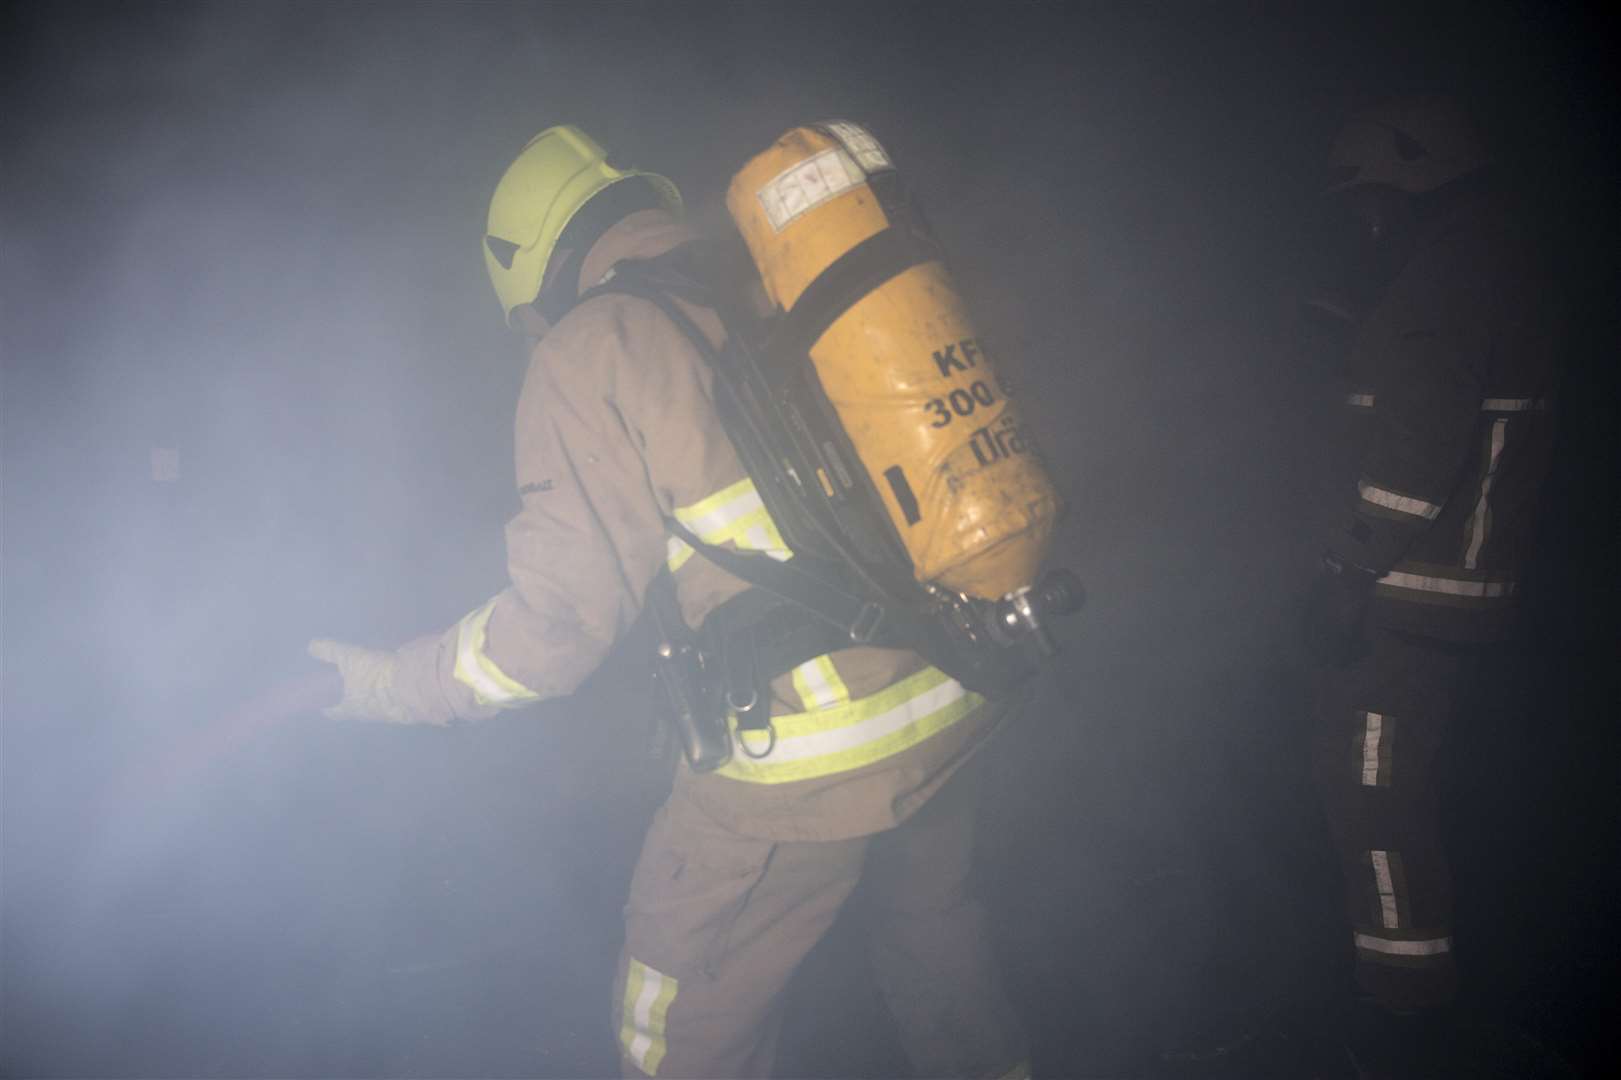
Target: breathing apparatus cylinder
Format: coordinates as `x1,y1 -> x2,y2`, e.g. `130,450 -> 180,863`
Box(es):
725,122 -> 1062,603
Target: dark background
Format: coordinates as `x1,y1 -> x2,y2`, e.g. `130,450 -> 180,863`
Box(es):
2,2 -> 1615,1076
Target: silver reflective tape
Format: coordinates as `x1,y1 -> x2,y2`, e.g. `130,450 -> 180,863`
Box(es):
1370,850 -> 1400,929
1344,394 -> 1549,412
1354,931 -> 1453,957
1378,571 -> 1516,598
1464,418 -> 1507,570
1358,478 -> 1442,520
1360,711 -> 1385,787
1481,396 -> 1549,412
1342,395 -> 1546,412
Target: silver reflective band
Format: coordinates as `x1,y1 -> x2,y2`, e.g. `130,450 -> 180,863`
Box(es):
1370,850 -> 1400,929
1354,932 -> 1453,957
1358,478 -> 1442,520
1340,394 -> 1546,411
1378,571 -> 1516,598
1481,396 -> 1550,412
1360,712 -> 1386,787
1464,419 -> 1507,569
1341,395 -> 1547,411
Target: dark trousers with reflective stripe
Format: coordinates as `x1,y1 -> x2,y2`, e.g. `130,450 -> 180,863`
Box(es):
1310,627 -> 1468,1011
613,757 -> 1026,1078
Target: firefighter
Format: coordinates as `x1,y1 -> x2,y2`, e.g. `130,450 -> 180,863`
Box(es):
1300,97 -> 1564,1069
308,125 -> 1030,1079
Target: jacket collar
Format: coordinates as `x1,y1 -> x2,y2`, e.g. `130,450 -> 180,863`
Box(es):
576,209 -> 695,295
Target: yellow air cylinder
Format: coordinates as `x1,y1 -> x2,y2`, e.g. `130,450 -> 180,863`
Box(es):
726,122 -> 1061,601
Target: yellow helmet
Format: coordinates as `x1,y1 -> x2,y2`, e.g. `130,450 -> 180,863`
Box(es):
482,125 -> 681,321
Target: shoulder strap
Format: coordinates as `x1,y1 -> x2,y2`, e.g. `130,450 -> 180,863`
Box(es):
584,252 -> 900,643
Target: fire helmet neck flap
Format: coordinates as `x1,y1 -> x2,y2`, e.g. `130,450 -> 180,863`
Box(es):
1326,96 -> 1489,195
483,125 -> 681,324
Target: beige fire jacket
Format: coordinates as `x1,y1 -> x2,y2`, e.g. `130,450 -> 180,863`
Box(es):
392,210 -> 1001,841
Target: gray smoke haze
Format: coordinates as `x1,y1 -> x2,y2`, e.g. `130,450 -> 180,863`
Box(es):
3,3 -> 1610,1076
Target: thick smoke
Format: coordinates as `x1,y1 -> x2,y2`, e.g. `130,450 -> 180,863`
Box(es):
3,3 -> 1613,1075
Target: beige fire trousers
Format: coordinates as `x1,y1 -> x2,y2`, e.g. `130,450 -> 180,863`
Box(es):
613,758 -> 1029,1078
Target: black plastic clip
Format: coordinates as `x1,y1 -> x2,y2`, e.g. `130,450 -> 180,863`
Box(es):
848,602 -> 886,645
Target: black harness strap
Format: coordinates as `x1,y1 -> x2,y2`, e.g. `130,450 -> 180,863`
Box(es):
771,226 -> 938,362
702,587 -> 852,676
667,519 -> 893,647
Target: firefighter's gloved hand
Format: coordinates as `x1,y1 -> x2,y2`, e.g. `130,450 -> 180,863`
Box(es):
307,638 -> 413,723
1302,558 -> 1379,667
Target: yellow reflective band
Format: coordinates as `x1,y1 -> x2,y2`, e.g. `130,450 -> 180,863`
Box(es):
1358,477 -> 1442,521
723,503 -> 790,559
674,476 -> 759,536
619,958 -> 678,1076
665,534 -> 695,573
673,477 -> 790,561
1346,391 -> 1375,408
994,1060 -> 1034,1080
717,666 -> 982,785
452,599 -> 542,708
790,654 -> 850,712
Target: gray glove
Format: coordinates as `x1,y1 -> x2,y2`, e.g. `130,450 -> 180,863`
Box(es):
306,638 -> 416,723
